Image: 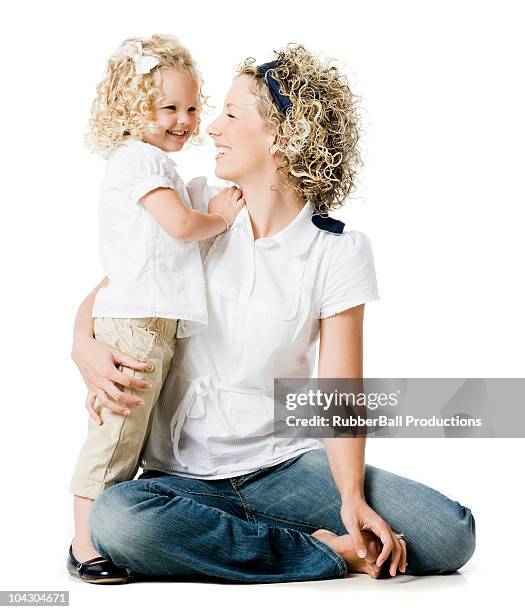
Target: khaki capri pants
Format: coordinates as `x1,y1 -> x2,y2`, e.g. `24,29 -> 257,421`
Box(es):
69,317 -> 178,500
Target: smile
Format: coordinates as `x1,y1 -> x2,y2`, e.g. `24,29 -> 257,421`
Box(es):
215,146 -> 231,158
167,130 -> 186,137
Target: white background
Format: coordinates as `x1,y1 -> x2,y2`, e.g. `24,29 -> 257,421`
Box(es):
0,0 -> 523,610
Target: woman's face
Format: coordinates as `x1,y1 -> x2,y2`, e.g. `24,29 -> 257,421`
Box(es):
206,75 -> 276,183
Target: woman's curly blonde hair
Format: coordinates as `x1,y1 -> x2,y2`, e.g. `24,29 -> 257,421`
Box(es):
85,34 -> 206,158
237,44 -> 363,214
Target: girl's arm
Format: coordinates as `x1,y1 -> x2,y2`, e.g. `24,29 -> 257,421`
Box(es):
71,277 -> 152,425
319,305 -> 407,575
140,186 -> 244,241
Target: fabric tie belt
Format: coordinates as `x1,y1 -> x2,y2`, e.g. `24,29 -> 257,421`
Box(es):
169,375 -> 274,467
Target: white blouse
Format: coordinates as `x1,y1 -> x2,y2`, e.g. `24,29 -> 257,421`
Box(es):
141,181 -> 380,479
92,138 -> 208,337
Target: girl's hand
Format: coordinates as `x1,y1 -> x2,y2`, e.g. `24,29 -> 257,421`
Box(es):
72,336 -> 152,425
340,497 -> 407,576
208,186 -> 245,228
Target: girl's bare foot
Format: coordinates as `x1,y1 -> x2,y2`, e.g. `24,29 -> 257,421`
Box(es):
311,528 -> 383,579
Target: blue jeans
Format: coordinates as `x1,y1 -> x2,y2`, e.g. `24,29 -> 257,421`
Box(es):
89,448 -> 476,583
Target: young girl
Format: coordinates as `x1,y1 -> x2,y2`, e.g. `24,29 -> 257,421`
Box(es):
67,34 -> 244,583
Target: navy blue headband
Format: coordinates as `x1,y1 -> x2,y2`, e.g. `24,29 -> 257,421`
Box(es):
257,61 -> 345,235
256,60 -> 292,115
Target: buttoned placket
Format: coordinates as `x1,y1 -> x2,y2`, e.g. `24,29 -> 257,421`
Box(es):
238,208 -> 299,304
244,239 -> 278,304
243,233 -> 256,304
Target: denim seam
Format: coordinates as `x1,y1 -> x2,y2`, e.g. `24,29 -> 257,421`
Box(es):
251,509 -> 325,531
308,536 -> 347,577
230,479 -> 256,523
148,480 -> 228,500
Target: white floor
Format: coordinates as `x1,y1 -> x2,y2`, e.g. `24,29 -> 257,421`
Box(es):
3,438 -> 516,611
58,558 -> 501,611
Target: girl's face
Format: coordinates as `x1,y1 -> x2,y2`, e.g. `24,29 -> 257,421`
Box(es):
142,68 -> 199,152
206,75 -> 276,183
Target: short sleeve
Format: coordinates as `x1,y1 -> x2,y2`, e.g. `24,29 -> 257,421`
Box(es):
319,230 -> 380,319
186,176 -> 222,213
111,141 -> 179,204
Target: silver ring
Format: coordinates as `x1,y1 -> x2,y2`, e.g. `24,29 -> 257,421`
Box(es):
394,532 -> 405,539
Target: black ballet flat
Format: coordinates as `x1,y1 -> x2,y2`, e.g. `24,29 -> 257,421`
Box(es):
67,544 -> 130,584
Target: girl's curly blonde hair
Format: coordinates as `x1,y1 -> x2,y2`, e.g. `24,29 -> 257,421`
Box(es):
85,34 -> 206,158
237,44 -> 363,214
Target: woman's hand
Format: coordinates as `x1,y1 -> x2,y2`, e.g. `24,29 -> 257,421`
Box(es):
340,497 -> 407,576
72,336 -> 153,425
208,186 -> 245,228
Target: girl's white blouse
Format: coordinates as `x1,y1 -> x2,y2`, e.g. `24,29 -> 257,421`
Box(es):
141,179 -> 381,479
91,138 -> 208,337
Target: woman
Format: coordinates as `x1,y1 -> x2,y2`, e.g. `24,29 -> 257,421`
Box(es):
68,45 -> 476,584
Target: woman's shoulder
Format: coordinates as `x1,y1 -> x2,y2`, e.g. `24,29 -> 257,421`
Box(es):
314,226 -> 379,317
317,225 -> 374,263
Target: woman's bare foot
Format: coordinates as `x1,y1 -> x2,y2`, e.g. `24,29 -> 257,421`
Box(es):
311,528 -> 383,579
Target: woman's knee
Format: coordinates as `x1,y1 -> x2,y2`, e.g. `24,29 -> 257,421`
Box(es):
88,479 -> 153,559
442,503 -> 476,573
365,466 -> 476,574
422,502 -> 476,574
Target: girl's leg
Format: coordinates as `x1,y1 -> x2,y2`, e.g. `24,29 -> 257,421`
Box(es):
88,471 -> 346,583
69,317 -> 176,562
240,448 -> 476,576
71,496 -> 97,561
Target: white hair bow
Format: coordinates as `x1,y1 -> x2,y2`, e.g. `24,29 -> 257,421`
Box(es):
113,41 -> 160,75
